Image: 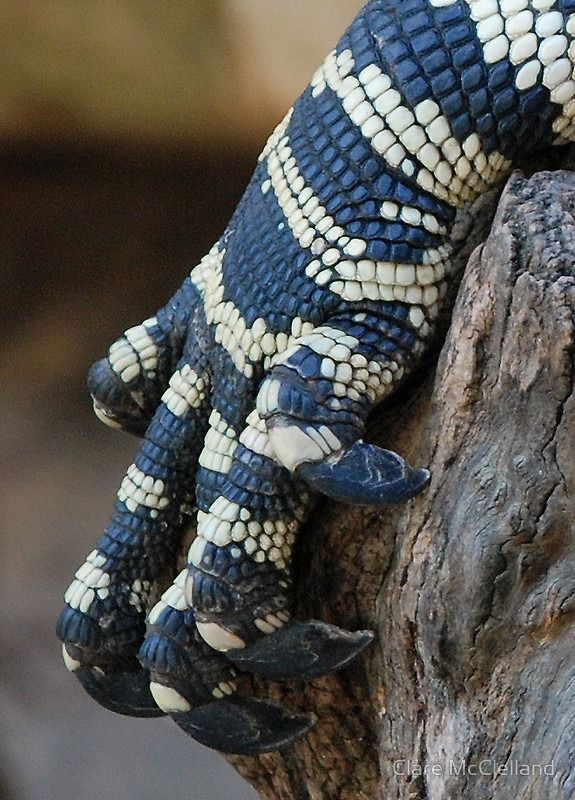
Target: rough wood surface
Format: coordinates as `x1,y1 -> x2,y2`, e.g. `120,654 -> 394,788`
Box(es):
227,170 -> 575,800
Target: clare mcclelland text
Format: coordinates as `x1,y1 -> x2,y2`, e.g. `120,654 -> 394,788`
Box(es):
393,760 -> 555,779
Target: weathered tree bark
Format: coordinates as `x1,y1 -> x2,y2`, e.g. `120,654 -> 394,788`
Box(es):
227,170 -> 575,800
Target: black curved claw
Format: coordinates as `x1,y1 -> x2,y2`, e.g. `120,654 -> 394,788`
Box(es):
297,441 -> 430,505
171,697 -> 315,755
75,665 -> 165,718
227,621 -> 374,680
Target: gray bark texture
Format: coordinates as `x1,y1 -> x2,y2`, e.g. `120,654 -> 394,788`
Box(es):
227,170 -> 575,800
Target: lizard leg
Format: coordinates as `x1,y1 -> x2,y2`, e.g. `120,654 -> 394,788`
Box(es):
57,348 -> 210,715
190,309 -> 429,680
88,277 -> 201,436
138,570 -> 314,754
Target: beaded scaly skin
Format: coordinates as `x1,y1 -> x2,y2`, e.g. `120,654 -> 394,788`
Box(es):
57,0 -> 575,754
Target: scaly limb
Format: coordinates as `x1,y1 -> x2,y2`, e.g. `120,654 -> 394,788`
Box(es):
88,277 -> 201,436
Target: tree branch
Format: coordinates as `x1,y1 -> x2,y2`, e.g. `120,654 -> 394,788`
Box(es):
227,171 -> 575,800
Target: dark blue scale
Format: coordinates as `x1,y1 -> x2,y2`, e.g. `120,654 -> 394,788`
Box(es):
372,0 -> 562,159
190,577 -> 287,644
367,0 -> 486,147
191,543 -> 289,621
205,543 -> 283,589
221,479 -> 305,522
329,307 -> 419,362
100,516 -> 144,550
58,549 -> 148,666
196,461 -> 241,514
194,381 -> 301,517
296,52 -> 457,218
101,511 -> 181,572
155,279 -> 202,339
135,422 -> 198,481
289,348 -> 324,382
208,369 -> 257,432
195,468 -> 227,514
224,466 -> 277,501
345,8 -> 390,76
94,524 -> 139,561
141,406 -> 205,460
372,172 -> 455,222
288,86 -> 453,265
264,362 -> 366,432
199,542 -> 288,592
192,569 -> 238,613
141,606 -> 231,703
411,1 -> 562,156
57,607 -> 98,647
220,160 -> 343,331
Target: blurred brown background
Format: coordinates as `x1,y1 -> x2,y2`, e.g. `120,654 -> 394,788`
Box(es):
0,2 -> 362,799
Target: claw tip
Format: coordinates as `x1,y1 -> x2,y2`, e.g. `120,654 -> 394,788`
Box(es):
172,697 -> 316,754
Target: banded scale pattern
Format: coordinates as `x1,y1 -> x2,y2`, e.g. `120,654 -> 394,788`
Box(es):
58,0 -> 575,755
